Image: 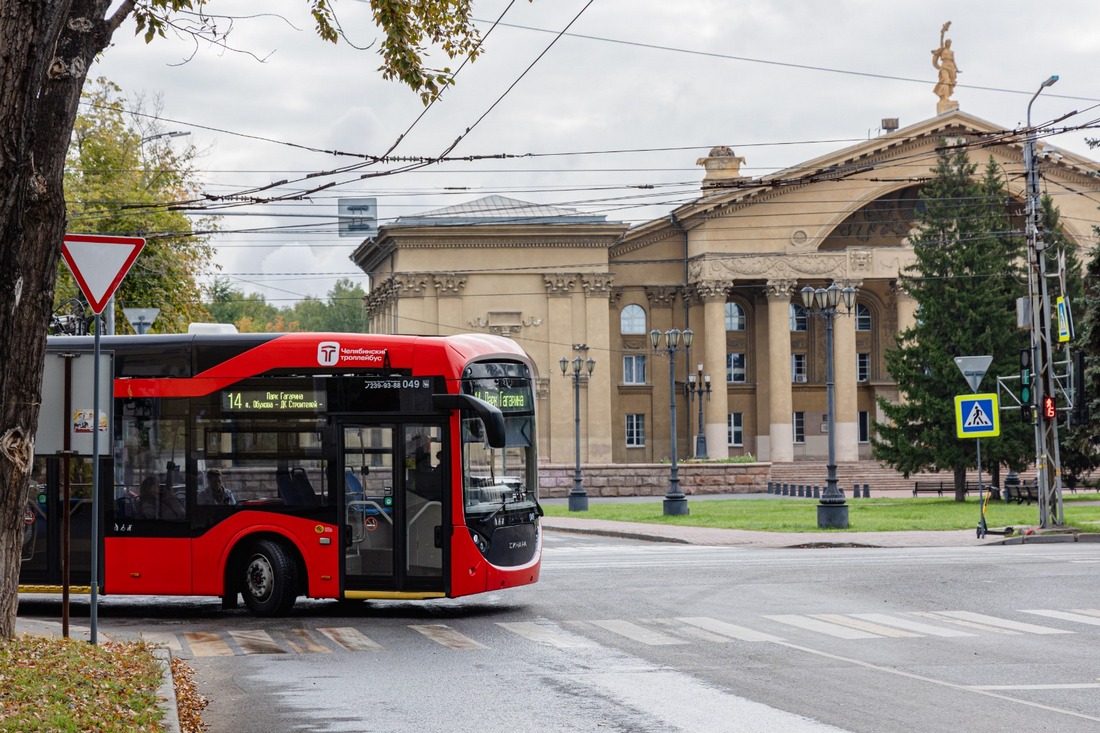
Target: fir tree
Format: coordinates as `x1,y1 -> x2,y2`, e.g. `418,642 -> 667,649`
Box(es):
873,147 -> 1031,500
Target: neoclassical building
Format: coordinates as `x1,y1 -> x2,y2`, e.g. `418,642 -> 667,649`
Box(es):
351,109 -> 1100,469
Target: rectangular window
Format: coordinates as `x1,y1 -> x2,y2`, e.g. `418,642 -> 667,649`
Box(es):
625,414 -> 645,447
791,354 -> 807,383
793,411 -> 805,444
623,354 -> 647,385
728,413 -> 743,446
727,353 -> 746,383
857,352 -> 870,382
858,411 -> 870,443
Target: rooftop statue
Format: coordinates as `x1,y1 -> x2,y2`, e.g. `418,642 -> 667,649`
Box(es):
932,21 -> 960,113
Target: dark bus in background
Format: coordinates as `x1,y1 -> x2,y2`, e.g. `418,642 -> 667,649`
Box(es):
20,332 -> 541,615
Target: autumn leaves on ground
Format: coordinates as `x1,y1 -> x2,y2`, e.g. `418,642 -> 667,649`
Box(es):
0,635 -> 206,732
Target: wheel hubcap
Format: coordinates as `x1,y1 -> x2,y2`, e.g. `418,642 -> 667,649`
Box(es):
246,555 -> 273,601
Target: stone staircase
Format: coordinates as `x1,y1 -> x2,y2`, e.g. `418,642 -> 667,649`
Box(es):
766,461 -> 1037,497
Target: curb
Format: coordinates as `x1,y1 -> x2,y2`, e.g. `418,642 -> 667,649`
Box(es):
153,647 -> 181,733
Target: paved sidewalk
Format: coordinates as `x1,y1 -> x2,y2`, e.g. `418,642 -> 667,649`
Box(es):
541,515 -> 992,548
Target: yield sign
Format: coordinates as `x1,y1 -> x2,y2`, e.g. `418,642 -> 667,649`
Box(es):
61,234 -> 146,314
953,355 -> 992,393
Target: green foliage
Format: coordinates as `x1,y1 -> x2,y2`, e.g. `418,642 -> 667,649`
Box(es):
541,495 -> 1100,533
131,0 -> 487,103
205,277 -> 366,333
873,148 -> 1032,491
61,78 -> 217,333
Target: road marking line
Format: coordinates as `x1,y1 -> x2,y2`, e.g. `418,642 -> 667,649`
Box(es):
851,613 -> 973,637
1070,608 -> 1100,619
498,621 -> 589,648
969,683 -> 1100,690
228,629 -> 286,655
183,631 -> 234,657
764,615 -> 881,639
282,628 -> 332,654
675,616 -> 785,643
409,624 -> 487,650
911,612 -> 1021,635
317,627 -> 385,652
810,614 -> 920,638
1021,609 -> 1100,627
775,640 -> 1100,724
589,620 -> 688,646
934,610 -> 1071,635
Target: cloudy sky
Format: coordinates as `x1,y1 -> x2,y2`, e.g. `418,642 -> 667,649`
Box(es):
93,0 -> 1100,305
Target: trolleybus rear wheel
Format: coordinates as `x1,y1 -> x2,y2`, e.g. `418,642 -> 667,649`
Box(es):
242,539 -> 298,616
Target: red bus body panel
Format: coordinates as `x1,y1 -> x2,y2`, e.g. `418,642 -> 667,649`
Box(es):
104,537 -> 192,595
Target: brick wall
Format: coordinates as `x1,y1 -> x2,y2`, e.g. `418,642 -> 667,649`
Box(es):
538,463 -> 769,499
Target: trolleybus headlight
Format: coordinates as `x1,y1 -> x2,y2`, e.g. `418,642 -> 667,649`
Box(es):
469,528 -> 490,553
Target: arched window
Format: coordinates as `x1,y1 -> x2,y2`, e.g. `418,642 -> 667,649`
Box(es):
725,302 -> 746,331
789,303 -> 807,332
620,304 -> 646,334
856,303 -> 872,331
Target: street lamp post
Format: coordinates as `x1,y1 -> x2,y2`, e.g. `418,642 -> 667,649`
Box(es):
800,283 -> 856,529
560,351 -> 595,512
686,363 -> 711,459
1024,75 -> 1065,529
651,327 -> 693,516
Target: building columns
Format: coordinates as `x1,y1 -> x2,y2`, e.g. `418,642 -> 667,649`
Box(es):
698,281 -> 730,459
834,300 -> 858,461
765,280 -> 795,462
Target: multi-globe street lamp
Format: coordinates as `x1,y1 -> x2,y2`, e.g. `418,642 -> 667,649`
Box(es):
686,363 -> 711,459
800,283 -> 856,529
560,350 -> 595,512
650,327 -> 693,516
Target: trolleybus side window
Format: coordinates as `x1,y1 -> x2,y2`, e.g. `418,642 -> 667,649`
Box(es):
116,397 -> 188,522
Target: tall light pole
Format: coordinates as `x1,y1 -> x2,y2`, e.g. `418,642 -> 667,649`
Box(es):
686,363 -> 711,459
651,327 -> 692,516
1024,74 -> 1065,528
800,283 -> 856,529
560,348 -> 595,512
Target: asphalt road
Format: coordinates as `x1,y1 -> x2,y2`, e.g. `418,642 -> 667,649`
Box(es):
18,530 -> 1100,732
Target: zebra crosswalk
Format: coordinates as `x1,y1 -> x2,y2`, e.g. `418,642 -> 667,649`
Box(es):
138,607 -> 1100,659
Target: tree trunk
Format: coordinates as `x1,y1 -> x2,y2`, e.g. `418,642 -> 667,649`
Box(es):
0,0 -> 117,638
954,464 -> 967,503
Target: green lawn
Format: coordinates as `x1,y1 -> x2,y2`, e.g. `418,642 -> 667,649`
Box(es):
542,494 -> 1100,533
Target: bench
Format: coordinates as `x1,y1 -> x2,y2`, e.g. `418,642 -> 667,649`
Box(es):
913,480 -> 976,497
1004,480 -> 1039,505
913,480 -> 950,496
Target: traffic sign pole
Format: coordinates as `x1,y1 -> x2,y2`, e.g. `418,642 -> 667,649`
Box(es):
61,233 -> 145,644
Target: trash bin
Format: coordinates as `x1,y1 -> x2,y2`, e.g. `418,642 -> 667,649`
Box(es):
1003,472 -> 1019,503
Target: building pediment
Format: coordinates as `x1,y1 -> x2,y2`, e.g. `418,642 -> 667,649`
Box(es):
613,109 -> 1100,259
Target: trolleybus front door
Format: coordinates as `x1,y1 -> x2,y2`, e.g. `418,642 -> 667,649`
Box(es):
340,423 -> 445,594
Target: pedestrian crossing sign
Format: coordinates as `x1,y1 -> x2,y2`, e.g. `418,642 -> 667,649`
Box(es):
955,393 -> 1000,438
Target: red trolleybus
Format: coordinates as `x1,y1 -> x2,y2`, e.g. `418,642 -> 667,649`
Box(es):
20,332 -> 542,615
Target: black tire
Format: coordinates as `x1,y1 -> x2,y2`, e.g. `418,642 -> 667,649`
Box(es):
241,539 -> 298,616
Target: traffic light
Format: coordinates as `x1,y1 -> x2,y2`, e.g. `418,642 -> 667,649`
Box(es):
1021,403 -> 1033,423
1043,395 -> 1056,420
1019,348 -> 1032,404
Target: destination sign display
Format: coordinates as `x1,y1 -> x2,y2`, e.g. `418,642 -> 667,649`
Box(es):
466,383 -> 532,412
221,388 -> 326,413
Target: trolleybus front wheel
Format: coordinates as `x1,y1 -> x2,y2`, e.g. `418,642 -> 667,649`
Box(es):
242,539 -> 298,616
